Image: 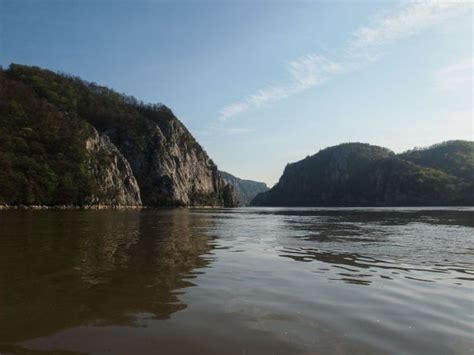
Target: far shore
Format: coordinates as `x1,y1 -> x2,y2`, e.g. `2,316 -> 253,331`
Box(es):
0,205 -> 229,210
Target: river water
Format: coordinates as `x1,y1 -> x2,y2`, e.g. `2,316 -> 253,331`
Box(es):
0,207 -> 473,354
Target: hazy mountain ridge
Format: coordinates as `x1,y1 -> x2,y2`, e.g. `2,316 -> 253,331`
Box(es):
0,64 -> 236,207
251,141 -> 474,206
220,171 -> 269,206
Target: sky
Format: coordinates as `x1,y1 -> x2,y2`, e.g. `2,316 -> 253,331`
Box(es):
1,0 -> 472,186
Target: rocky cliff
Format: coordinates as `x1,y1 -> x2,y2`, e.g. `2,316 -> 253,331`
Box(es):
96,105 -> 232,206
0,64 -> 236,207
85,126 -> 141,206
220,171 -> 269,206
251,142 -> 474,206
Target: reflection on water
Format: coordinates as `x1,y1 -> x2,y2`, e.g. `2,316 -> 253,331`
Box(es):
0,210 -> 215,352
0,207 -> 473,354
274,210 -> 474,286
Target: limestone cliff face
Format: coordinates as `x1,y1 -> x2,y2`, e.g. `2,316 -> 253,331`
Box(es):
85,127 -> 142,206
101,107 -> 235,207
220,171 -> 269,206
252,143 -> 393,206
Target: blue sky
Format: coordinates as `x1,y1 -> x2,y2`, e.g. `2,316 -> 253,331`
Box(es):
1,0 -> 472,186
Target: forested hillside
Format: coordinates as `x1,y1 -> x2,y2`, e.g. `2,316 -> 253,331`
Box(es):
252,142 -> 474,206
0,64 -> 236,207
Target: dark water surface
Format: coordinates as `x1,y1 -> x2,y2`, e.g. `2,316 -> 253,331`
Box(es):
0,208 -> 473,354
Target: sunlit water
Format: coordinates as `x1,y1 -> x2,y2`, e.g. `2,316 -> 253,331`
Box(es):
0,208 -> 473,354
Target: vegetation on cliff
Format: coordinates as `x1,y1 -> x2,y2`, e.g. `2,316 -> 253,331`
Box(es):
399,140 -> 474,181
0,64 -> 234,207
0,68 -> 100,205
251,142 -> 474,206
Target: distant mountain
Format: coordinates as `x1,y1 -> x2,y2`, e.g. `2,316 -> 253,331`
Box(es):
220,171 -> 269,206
251,142 -> 474,206
0,64 -> 236,207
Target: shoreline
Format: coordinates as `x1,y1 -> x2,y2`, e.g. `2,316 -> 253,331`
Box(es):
0,205 -> 227,210
0,205 -> 472,211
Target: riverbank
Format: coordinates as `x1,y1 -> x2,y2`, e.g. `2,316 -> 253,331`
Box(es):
0,204 -> 229,210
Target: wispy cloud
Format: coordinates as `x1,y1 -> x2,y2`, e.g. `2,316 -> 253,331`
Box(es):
434,57 -> 473,91
350,1 -> 469,50
219,55 -> 343,121
219,0 -> 471,121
